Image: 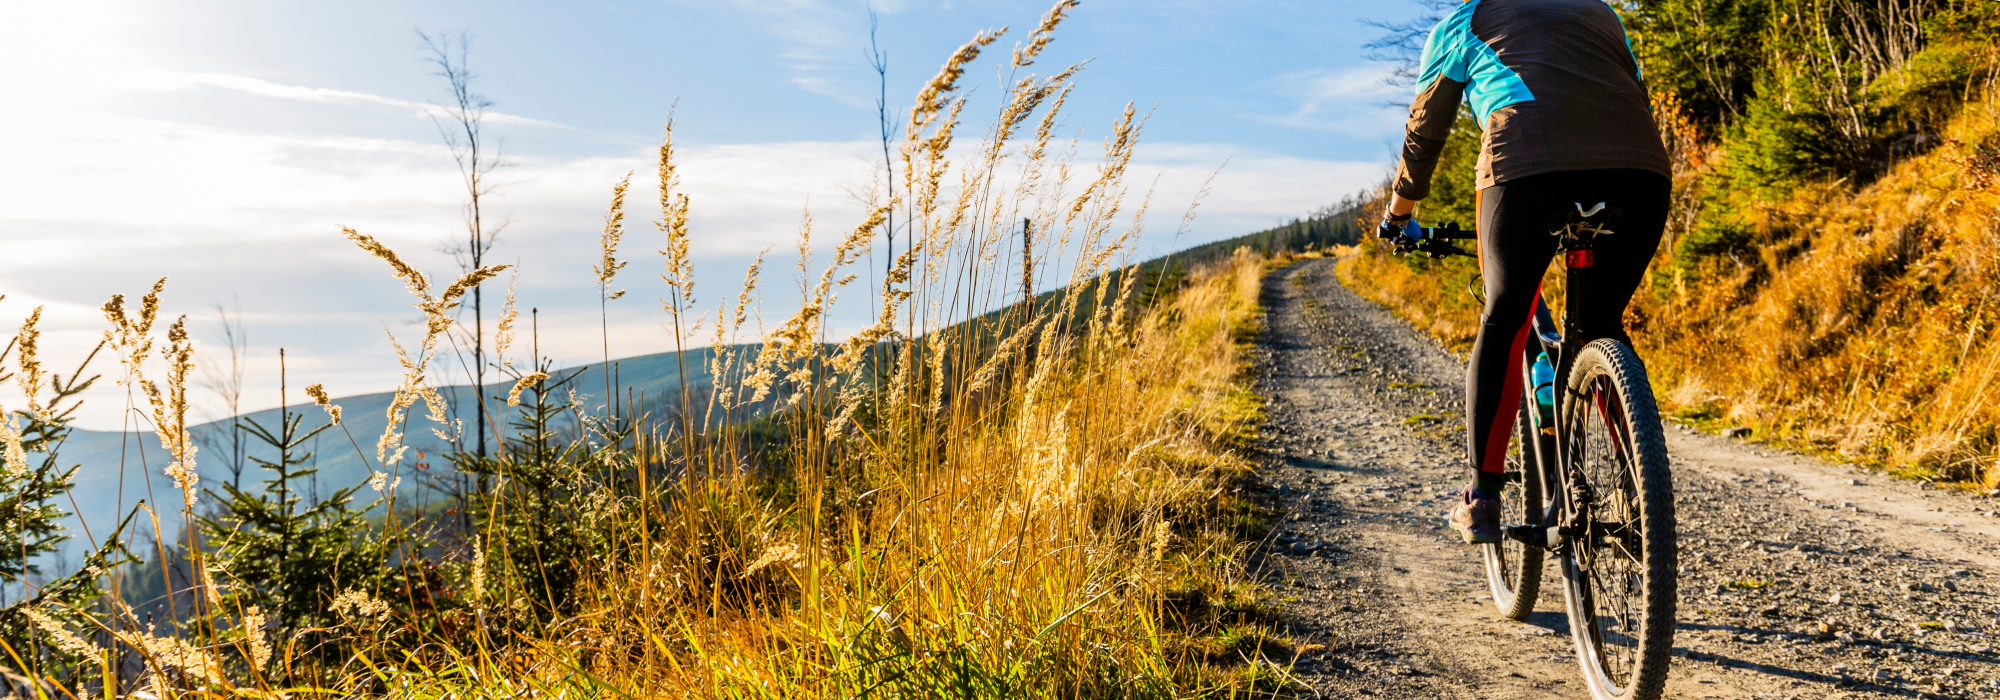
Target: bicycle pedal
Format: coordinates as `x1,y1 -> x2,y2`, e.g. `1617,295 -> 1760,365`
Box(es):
1542,524 -> 1572,552
1503,525 -> 1545,548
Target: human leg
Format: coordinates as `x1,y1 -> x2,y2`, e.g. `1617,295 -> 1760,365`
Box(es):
1450,173 -> 1561,543
1464,175 -> 1560,491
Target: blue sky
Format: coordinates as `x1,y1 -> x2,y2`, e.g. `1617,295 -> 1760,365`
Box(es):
1,0 -> 1426,429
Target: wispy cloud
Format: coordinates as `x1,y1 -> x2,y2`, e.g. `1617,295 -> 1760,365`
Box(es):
1251,66 -> 1408,133
722,0 -> 907,108
164,73 -> 571,129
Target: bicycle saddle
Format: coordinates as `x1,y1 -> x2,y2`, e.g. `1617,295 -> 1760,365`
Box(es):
1551,202 -> 1622,236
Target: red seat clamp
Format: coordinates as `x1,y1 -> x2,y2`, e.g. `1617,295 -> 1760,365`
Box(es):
1566,250 -> 1594,269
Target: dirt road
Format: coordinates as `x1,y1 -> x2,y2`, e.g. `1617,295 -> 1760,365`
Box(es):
1254,256 -> 2000,699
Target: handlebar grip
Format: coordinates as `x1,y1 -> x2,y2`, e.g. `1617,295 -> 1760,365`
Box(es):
1427,221 -> 1478,240
1412,237 -> 1475,259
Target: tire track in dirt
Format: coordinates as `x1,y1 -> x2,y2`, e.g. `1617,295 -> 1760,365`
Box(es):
1253,256 -> 2000,699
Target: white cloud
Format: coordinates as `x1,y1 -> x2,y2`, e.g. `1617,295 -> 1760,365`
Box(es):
1,39 -> 1378,432
1253,67 -> 1409,133
165,74 -> 570,130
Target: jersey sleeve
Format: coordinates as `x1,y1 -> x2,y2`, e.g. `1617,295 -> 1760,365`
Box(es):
1393,17 -> 1470,201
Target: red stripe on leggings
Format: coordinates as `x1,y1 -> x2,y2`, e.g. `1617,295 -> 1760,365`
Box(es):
1479,289 -> 1539,474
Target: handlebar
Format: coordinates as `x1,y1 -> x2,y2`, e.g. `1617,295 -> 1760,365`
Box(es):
1426,221 -> 1478,240
1377,203 -> 1622,260
1377,219 -> 1477,259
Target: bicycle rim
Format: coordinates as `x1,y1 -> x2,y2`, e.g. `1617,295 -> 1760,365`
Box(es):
1559,340 -> 1676,700
1482,399 -> 1543,620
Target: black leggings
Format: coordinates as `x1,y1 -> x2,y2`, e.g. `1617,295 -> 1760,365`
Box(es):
1466,169 -> 1669,479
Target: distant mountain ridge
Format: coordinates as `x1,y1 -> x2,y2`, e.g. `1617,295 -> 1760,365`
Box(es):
50,345 -> 742,543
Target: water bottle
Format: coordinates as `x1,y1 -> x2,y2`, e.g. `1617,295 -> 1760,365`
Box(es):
1531,352 -> 1556,422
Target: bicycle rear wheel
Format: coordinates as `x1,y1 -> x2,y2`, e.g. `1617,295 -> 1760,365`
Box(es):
1481,398 -> 1543,620
1557,339 -> 1676,700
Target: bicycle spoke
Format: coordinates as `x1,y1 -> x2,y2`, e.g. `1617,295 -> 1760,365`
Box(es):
1573,375 -> 1648,686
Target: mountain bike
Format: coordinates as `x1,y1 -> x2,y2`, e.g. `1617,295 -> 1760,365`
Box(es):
1382,206 -> 1678,700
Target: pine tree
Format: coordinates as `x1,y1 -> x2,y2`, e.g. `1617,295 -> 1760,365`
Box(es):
199,351 -> 388,660
451,360 -> 615,622
0,329 -> 134,678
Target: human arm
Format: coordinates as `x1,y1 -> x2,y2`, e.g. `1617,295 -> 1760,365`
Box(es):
1389,14 -> 1470,214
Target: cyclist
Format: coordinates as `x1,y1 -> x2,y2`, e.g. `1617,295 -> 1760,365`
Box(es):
1377,0 -> 1672,544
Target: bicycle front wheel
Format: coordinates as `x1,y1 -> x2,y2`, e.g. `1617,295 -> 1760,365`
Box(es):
1482,398 -> 1543,621
1557,338 -> 1677,700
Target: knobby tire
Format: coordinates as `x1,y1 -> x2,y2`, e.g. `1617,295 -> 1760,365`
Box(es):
1558,338 -> 1677,700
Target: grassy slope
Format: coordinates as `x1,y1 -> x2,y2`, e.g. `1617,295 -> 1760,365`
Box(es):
1634,93 -> 2000,488
344,250 -> 1289,698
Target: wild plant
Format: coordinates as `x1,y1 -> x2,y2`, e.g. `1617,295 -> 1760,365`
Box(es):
0,306 -> 134,681
197,350 -> 389,665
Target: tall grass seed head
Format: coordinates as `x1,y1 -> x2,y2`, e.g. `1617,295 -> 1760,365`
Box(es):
657,119 -> 697,309
470,536 -> 488,603
22,607 -> 94,658
495,269 -> 520,366
243,606 -> 272,669
0,394 -> 25,479
14,306 -> 45,417
305,382 -> 342,424
1149,520 -> 1175,560
343,227 -> 430,298
101,278 -> 169,383
332,589 -> 393,623
114,627 -> 225,686
507,372 -> 549,406
740,543 -> 803,579
597,171 -> 633,298
1012,0 -> 1078,69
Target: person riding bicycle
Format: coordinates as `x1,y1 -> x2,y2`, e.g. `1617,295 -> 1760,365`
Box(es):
1379,0 -> 1671,544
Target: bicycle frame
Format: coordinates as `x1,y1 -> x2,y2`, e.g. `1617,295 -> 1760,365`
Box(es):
1518,292 -> 1577,552
1509,204 -> 1625,555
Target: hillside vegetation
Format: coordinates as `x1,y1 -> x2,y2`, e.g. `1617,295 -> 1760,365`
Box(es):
1344,0 -> 2000,490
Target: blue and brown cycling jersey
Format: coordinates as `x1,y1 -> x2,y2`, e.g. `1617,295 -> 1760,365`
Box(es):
1393,0 -> 1672,200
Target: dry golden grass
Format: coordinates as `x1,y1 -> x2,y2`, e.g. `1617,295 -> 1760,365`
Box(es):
501,250 -> 1276,698
1335,238 -> 1483,353
22,5 -> 1303,697
1637,89 -> 2000,489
